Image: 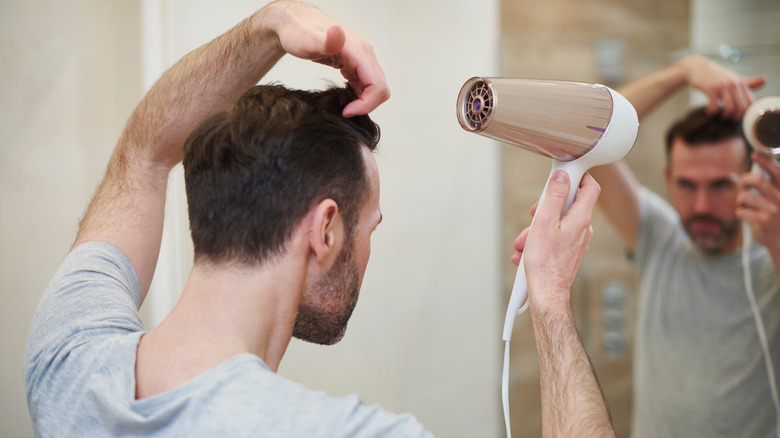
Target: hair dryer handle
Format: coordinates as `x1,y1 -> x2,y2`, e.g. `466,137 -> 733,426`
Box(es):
538,160 -> 589,215
502,161 -> 588,341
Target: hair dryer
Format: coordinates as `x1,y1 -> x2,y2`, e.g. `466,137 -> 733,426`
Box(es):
456,77 -> 639,341
744,96 -> 780,157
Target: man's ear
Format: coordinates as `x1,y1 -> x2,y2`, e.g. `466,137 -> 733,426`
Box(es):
309,198 -> 345,271
663,165 -> 671,185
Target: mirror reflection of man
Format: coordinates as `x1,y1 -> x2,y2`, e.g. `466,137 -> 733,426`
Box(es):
592,55 -> 780,438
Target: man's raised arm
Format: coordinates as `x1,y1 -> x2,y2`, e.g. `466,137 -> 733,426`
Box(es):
73,1 -> 389,304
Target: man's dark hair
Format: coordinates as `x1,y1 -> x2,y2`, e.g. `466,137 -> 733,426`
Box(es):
665,106 -> 752,169
182,84 -> 380,265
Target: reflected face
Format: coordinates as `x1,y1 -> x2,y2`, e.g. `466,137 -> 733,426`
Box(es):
293,146 -> 382,345
665,136 -> 748,255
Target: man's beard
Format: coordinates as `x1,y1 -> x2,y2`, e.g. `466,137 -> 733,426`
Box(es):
293,241 -> 361,345
683,214 -> 741,255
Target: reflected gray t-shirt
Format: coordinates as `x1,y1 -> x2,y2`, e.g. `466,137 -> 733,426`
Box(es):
25,242 -> 431,437
631,188 -> 780,438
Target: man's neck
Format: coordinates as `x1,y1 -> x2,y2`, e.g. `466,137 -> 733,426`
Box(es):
135,251 -> 308,399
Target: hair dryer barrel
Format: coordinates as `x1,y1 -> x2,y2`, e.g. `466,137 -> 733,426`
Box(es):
456,77 -> 616,162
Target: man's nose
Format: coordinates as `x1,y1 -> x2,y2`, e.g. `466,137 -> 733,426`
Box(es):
692,189 -> 712,214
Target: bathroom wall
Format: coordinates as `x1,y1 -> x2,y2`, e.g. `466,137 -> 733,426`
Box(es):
0,2 -> 143,437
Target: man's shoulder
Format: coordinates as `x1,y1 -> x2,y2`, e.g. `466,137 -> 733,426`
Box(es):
637,187 -> 682,234
137,354 -> 428,436
26,241 -> 144,407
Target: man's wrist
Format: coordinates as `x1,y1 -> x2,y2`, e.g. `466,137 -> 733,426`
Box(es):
249,2 -> 287,59
670,56 -> 695,88
530,290 -> 573,322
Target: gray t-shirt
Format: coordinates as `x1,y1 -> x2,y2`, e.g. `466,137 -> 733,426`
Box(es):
25,242 -> 432,437
631,188 -> 780,438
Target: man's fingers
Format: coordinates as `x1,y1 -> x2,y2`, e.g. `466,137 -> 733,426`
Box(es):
753,152 -> 780,185
514,228 -> 530,252
529,201 -> 540,217
342,81 -> 390,117
705,89 -> 721,116
511,228 -> 530,266
565,173 -> 601,220
535,170 -> 570,224
322,25 -> 345,55
747,75 -> 767,91
720,86 -> 737,119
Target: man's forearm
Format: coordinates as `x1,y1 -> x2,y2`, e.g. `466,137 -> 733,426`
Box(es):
122,11 -> 284,169
532,305 -> 615,438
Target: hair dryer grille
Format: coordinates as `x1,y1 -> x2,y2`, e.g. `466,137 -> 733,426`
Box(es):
463,80 -> 494,130
755,112 -> 780,149
744,96 -> 780,156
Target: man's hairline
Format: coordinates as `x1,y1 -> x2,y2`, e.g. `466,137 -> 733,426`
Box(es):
666,134 -> 751,170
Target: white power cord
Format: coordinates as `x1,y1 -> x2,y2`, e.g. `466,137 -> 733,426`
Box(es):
742,221 -> 780,438
502,341 -> 512,438
502,293 -> 532,438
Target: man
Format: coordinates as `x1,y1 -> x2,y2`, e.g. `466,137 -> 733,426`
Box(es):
26,1 -> 614,436
592,55 -> 780,437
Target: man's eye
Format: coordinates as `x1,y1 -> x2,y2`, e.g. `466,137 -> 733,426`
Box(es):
712,180 -> 734,191
678,181 -> 695,191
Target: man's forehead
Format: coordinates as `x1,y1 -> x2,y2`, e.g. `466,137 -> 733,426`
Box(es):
670,137 -> 748,167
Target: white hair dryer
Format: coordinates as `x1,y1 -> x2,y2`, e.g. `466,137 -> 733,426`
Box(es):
456,77 -> 639,341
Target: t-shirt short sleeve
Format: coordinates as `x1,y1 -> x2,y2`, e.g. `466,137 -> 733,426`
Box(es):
25,242 -> 144,408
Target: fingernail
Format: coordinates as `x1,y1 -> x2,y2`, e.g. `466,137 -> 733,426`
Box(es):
552,171 -> 567,183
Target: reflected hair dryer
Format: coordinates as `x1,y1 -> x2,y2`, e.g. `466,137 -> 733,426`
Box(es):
744,96 -> 780,157
456,77 -> 639,341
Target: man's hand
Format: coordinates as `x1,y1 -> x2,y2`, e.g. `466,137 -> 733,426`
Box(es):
511,171 -> 600,312
738,152 -> 780,257
678,55 -> 765,119
263,1 -> 389,117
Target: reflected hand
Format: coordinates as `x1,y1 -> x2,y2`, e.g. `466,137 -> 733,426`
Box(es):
679,55 -> 765,119
738,153 -> 780,252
